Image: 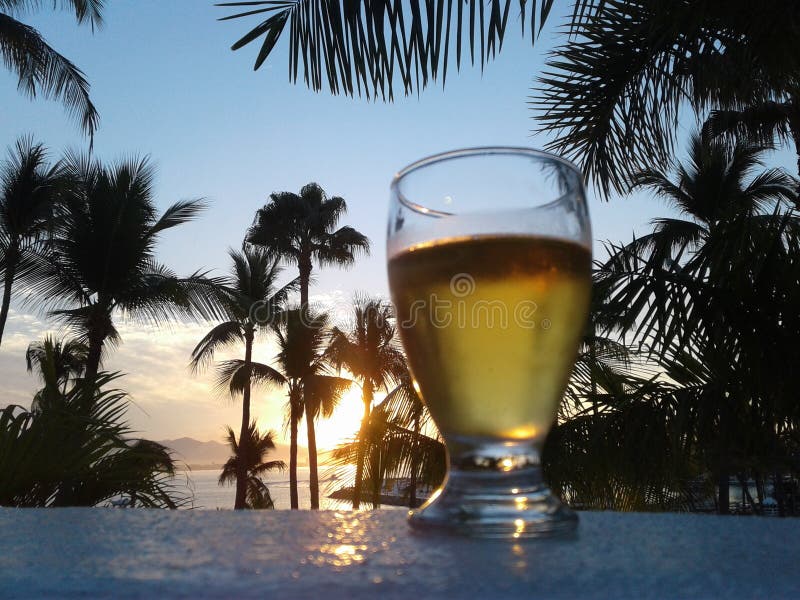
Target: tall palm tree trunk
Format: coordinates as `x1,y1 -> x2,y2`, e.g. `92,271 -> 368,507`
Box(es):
289,388 -> 299,509
408,413 -> 420,508
299,254 -> 312,310
234,331 -> 254,509
296,255 -> 313,509
306,399 -> 320,509
353,382 -> 373,509
0,242 -> 18,347
84,303 -> 113,381
85,333 -> 104,381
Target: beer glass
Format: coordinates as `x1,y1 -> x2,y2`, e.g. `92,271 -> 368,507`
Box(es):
387,148 -> 591,537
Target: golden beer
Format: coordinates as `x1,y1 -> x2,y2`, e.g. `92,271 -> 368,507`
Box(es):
389,234 -> 591,441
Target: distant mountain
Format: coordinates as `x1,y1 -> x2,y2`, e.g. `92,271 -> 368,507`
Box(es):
159,436 -> 304,468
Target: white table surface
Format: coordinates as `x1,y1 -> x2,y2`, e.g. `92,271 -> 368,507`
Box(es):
0,508 -> 798,599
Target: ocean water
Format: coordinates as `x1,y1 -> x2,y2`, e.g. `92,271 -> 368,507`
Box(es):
179,466 -> 354,510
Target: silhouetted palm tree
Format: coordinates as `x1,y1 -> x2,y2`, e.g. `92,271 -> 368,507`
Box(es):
0,138 -> 63,346
1,0 -> 100,136
0,372 -> 186,508
190,247 -> 292,509
26,335 -> 88,409
32,154 -> 221,380
246,183 -> 367,508
246,182 -> 370,311
219,422 -> 286,509
327,296 -> 404,508
377,367 -> 433,508
329,378 -> 446,509
597,133 -> 799,513
272,308 -> 351,509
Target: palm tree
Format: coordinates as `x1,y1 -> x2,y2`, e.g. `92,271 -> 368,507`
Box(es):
219,422 -> 286,509
246,183 -> 367,508
328,378 -> 446,509
190,247 -> 292,509
704,95 -> 800,200
30,154 -> 222,380
327,296 -> 405,509
377,368 -> 433,508
26,335 -> 88,411
271,308 -> 351,509
1,0 -> 100,136
217,1 -> 569,99
0,138 -> 63,346
596,133 -> 798,513
245,182 -> 370,310
0,371 -> 187,508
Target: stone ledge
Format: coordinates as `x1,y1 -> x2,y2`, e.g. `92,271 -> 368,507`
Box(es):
0,509 -> 797,599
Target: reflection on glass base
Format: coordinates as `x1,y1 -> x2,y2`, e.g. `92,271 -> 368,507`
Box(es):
408,440 -> 577,539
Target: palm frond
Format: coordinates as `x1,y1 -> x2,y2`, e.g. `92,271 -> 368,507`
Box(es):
0,12 -> 98,136
149,199 -> 207,235
214,359 -> 285,398
704,101 -> 794,147
1,1 -> 105,28
217,1 -> 573,99
533,1 -> 800,195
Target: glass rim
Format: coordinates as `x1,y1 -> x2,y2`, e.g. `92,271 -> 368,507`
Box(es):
391,146 -> 583,217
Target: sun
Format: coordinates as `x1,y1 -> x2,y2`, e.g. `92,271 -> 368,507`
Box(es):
305,385 -> 365,451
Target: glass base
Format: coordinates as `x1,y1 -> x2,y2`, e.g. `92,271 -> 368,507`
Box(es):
408,439 -> 577,539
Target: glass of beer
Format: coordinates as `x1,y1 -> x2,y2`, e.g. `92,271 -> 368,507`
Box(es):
387,147 -> 591,538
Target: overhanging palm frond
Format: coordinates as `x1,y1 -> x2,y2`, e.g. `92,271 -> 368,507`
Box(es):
0,12 -> 99,136
1,1 -> 105,28
704,101 -> 794,147
217,0 -> 573,99
534,1 -> 698,195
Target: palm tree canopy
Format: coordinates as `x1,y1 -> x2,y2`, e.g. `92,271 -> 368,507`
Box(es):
217,1 -> 588,99
0,371 -> 188,508
272,308 -> 351,421
0,0 -> 102,136
189,247 -> 296,374
327,296 -> 405,393
26,335 -> 87,384
219,422 -> 286,485
246,182 -> 369,268
218,422 -> 286,509
533,0 -> 800,195
25,154 -> 223,351
598,134 -> 798,349
631,134 -> 797,227
378,365 -> 430,431
0,137 -> 62,255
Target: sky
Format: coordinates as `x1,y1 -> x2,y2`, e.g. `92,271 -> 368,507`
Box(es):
1,2 -> 795,449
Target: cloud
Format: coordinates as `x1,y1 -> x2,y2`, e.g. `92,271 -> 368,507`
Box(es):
0,288 -> 377,448
0,312 -> 288,443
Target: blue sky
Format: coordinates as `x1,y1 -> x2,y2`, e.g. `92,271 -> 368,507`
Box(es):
1,1 -> 795,444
